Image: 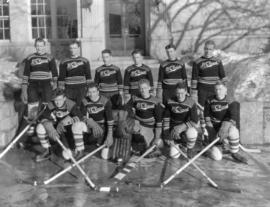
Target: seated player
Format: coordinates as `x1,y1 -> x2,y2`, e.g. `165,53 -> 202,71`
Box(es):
204,81 -> 247,164
71,82 -> 114,159
35,89 -> 82,162
163,82 -> 199,158
126,79 -> 163,157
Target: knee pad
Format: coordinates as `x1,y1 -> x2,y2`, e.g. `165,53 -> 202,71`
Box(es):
72,121 -> 87,134
169,144 -> 181,159
228,126 -> 239,139
186,127 -> 198,139
36,123 -> 46,135
209,146 -> 222,161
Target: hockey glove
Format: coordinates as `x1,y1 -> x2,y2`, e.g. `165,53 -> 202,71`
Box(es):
85,118 -> 104,138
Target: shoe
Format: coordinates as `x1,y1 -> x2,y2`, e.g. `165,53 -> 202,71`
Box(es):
74,150 -> 84,160
187,148 -> 196,159
231,152 -> 248,164
35,148 -> 51,162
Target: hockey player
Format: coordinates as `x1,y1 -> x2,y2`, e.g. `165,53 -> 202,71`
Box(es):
204,81 -> 247,164
124,49 -> 154,99
156,44 -> 187,103
126,79 -> 163,157
35,89 -> 82,162
191,40 -> 227,108
94,49 -> 123,98
21,37 -> 58,106
163,82 -> 199,158
71,82 -> 114,158
58,41 -> 91,106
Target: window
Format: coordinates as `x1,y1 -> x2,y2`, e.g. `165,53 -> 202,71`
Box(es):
0,0 -> 10,40
31,0 -> 77,39
31,0 -> 51,39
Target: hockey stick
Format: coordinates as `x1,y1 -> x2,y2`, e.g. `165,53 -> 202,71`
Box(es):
42,144 -> 106,186
53,136 -> 96,189
0,105 -> 46,159
239,144 -> 261,153
161,137 -> 220,188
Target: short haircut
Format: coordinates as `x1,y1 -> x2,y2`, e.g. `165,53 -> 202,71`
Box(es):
138,78 -> 150,87
52,88 -> 65,99
35,37 -> 46,46
215,80 -> 226,87
204,40 -> 216,48
131,49 -> 143,56
176,82 -> 187,91
69,40 -> 80,47
102,49 -> 112,55
87,81 -> 99,90
165,43 -> 176,50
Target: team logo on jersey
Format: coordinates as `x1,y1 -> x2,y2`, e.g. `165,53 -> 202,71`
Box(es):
211,104 -> 228,112
136,102 -> 155,110
31,58 -> 49,66
67,61 -> 84,70
165,65 -> 182,74
100,70 -> 116,77
171,106 -> 189,114
130,70 -> 147,77
87,106 -> 104,114
200,61 -> 218,69
52,110 -> 70,119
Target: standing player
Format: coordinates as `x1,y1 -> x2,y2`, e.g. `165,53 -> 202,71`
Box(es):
71,82 -> 114,158
126,79 -> 163,157
58,41 -> 91,106
20,37 -> 58,141
163,82 -> 199,158
94,49 -> 123,98
124,49 -> 154,99
35,89 -> 82,162
191,40 -> 227,108
157,44 -> 187,103
204,81 -> 247,164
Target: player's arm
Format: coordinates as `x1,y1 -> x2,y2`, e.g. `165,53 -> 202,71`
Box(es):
147,67 -> 154,94
191,61 -> 199,100
58,61 -> 66,90
218,61 -> 227,84
84,59 -> 92,85
204,99 -> 213,128
181,63 -> 189,92
116,67 -> 123,94
50,57 -> 58,81
187,102 -> 199,128
94,69 -> 99,85
123,68 -> 130,97
156,64 -> 163,99
154,102 -> 164,144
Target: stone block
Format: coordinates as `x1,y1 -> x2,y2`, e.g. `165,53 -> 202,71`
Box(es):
240,102 -> 264,144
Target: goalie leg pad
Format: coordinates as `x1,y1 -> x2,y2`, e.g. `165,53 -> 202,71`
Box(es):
209,146 -> 223,161
72,121 -> 88,151
228,126 -> 240,154
185,127 -> 198,149
36,123 -> 50,149
112,137 -> 132,162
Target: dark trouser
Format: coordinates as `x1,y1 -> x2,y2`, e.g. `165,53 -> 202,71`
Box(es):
28,80 -> 52,103
197,83 -> 215,107
100,90 -> 119,99
162,88 -> 176,104
129,89 -> 140,97
65,86 -> 86,106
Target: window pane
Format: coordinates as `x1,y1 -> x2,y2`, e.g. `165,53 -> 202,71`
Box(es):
40,28 -> 45,38
38,0 -> 43,3
31,5 -> 37,15
0,20 -> 3,29
0,30 -> 3,39
3,5 -> 9,16
31,0 -> 36,4
45,3 -> 50,15
4,29 -> 9,39
0,7 -> 2,16
32,17 -> 37,27
38,17 -> 45,27
32,28 -> 38,38
37,5 -> 44,15
4,19 -> 9,28
46,26 -> 51,38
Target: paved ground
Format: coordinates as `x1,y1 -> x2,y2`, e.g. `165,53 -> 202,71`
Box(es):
0,143 -> 270,207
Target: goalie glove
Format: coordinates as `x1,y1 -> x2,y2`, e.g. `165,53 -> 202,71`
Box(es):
85,118 -> 104,138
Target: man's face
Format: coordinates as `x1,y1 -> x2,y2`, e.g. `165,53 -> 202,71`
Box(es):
69,43 -> 80,57
139,83 -> 151,98
54,95 -> 66,108
102,53 -> 112,65
87,87 -> 100,101
132,53 -> 143,65
35,41 -> 46,55
215,84 -> 227,100
166,48 -> 176,60
204,43 -> 215,58
176,88 -> 187,102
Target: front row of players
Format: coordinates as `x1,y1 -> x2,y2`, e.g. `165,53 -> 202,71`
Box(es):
34,79 -> 247,164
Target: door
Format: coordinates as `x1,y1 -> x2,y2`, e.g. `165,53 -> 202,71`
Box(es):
105,0 -> 146,56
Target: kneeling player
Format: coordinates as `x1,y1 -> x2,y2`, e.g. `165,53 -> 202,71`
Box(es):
163,82 -> 199,158
204,81 -> 247,164
35,89 -> 81,162
71,82 -> 114,159
126,79 -> 163,157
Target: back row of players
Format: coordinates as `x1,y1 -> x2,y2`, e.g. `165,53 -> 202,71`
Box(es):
20,37 -> 247,164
